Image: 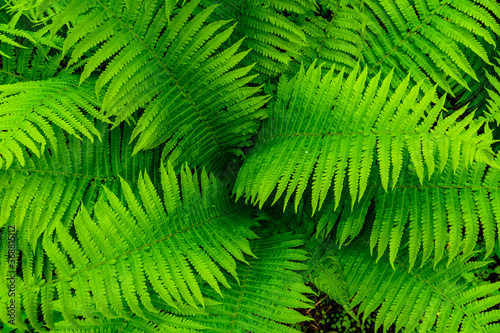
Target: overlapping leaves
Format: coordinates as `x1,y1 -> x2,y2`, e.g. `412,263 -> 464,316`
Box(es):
235,62 -> 497,214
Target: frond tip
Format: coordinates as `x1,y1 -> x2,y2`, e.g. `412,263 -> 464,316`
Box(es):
0,76 -> 105,169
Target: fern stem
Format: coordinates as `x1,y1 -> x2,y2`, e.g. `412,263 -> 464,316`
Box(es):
0,69 -> 27,81
228,259 -> 252,332
6,168 -> 131,183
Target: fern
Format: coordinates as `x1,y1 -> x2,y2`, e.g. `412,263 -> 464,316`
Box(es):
235,62 -> 497,214
333,231 -> 500,333
361,0 -> 500,94
446,43 -> 499,116
0,122 -> 161,248
202,0 -> 315,80
483,56 -> 500,126
47,0 -> 267,171
294,0 -> 365,74
2,0 -> 500,332
0,76 -> 108,168
3,0 -> 68,24
198,229 -> 313,332
302,235 -> 353,315
317,157 -> 500,271
0,162 -> 258,329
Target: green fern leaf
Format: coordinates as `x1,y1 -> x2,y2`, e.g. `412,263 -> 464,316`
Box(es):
0,161 -> 258,329
202,0 -> 315,79
48,0 -> 267,171
302,236 -> 353,316
197,229 -> 313,332
0,122 -> 162,249
294,0 -> 365,75
317,157 -> 500,270
483,56 -> 500,126
0,76 -> 106,168
235,63 -> 497,214
362,0 -> 500,95
335,231 -> 500,333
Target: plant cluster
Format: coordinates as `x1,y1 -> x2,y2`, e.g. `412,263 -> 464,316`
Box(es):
1,0 -> 500,332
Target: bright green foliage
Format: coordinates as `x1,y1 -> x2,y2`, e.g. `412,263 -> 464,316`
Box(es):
198,230 -> 313,332
53,310 -> 210,332
235,63 -> 497,213
317,157 -> 500,270
0,123 -> 161,247
1,0 -> 500,332
0,162 -> 258,330
335,232 -> 500,333
48,0 -> 267,170
362,0 -> 500,95
3,0 -> 68,24
0,76 -> 107,168
295,0 -> 365,74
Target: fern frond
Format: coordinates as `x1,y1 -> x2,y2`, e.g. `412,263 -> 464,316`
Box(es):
483,56 -> 500,126
0,75 -> 107,168
234,63 -> 497,214
0,22 -> 60,49
446,42 -> 499,116
4,0 -> 69,24
302,235 -> 353,315
197,229 -> 313,332
295,0 -> 365,74
317,156 -> 500,271
0,13 -> 64,84
202,0 -> 315,79
48,0 -> 267,171
52,298 -> 210,332
0,42 -> 61,84
0,122 -> 162,250
362,0 -> 500,94
0,161 -> 258,329
334,232 -> 500,333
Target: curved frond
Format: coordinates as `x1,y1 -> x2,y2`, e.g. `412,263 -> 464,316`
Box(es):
48,0 -> 268,171
0,76 -> 106,168
361,0 -> 500,94
235,63 -> 497,214
334,232 -> 500,333
0,162 -> 258,330
197,229 -> 313,332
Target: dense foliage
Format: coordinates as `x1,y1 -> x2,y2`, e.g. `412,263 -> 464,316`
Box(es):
1,0 -> 500,332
